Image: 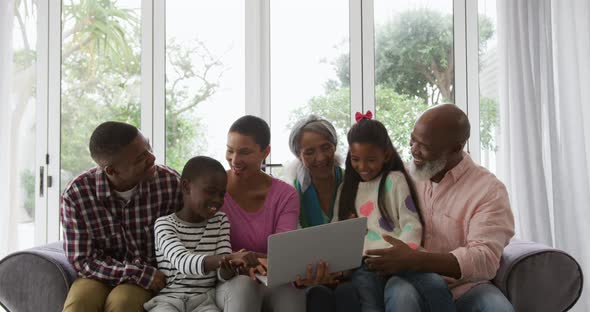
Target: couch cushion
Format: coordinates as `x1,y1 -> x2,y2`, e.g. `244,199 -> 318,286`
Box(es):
493,240 -> 583,312
0,242 -> 77,312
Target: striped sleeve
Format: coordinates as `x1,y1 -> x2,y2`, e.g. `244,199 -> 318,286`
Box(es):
154,218 -> 207,276
216,214 -> 232,255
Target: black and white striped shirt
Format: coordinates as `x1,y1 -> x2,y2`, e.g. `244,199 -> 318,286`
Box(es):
154,212 -> 231,298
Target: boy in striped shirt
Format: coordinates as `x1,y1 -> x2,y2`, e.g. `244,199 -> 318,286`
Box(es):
144,156 -> 261,312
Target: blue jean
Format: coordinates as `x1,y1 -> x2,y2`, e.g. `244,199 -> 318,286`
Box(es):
383,272 -> 456,312
352,265 -> 455,312
306,282 -> 360,312
455,283 -> 514,312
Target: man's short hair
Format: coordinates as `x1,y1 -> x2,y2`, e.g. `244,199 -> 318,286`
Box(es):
89,121 -> 139,167
181,156 -> 226,182
228,115 -> 271,150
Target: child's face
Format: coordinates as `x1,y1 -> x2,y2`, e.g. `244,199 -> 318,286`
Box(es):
182,172 -> 227,220
226,132 -> 270,178
349,143 -> 390,182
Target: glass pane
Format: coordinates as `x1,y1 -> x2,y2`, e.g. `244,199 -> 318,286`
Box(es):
7,0 -> 39,255
374,0 -> 454,161
165,1 -> 245,172
270,0 -> 350,177
478,0 -> 499,173
60,0 -> 142,191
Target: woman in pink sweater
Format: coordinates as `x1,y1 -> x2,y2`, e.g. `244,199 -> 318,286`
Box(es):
216,115 -> 305,312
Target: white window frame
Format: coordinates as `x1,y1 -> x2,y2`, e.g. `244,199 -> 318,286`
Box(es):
359,0 -> 375,115
46,0 -> 62,243
455,0 -> 482,163
140,0 -> 155,154
465,0 -> 481,164
142,0 -> 166,163
152,0 -> 166,164
245,0 -> 270,121
34,0 -> 49,246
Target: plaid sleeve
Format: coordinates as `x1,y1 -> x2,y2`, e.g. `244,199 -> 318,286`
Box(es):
61,193 -> 157,289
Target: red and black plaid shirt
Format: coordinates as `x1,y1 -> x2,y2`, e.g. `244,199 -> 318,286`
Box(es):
60,164 -> 182,289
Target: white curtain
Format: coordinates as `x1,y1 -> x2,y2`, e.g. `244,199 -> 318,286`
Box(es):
0,0 -> 15,259
498,0 -> 590,311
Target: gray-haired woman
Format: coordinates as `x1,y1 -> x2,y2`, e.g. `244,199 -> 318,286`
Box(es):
287,115 -> 343,228
285,115 -> 360,312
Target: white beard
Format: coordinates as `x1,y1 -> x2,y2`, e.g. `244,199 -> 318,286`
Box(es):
410,158 -> 447,181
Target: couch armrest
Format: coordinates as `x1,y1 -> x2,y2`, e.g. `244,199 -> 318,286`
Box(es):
0,242 -> 77,312
493,239 -> 583,312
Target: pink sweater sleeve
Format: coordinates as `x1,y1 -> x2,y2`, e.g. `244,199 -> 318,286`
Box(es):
273,182 -> 300,234
450,182 -> 515,281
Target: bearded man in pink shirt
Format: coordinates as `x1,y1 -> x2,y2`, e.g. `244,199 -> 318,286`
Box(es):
365,104 -> 515,312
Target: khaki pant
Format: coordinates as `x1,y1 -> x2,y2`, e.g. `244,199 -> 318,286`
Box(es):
63,278 -> 152,312
215,275 -> 305,312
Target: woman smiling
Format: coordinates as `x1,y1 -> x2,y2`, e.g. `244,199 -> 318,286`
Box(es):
216,115 -> 305,312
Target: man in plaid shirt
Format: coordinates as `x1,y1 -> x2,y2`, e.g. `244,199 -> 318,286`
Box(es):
61,121 -> 182,311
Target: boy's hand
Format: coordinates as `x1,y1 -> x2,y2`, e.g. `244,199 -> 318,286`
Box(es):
219,256 -> 233,271
148,270 -> 166,291
218,255 -> 237,280
229,250 -> 265,269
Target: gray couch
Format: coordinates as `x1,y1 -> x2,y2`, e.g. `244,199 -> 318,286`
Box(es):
0,240 -> 583,312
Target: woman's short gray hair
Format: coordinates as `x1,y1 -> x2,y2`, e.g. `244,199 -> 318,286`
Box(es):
289,115 -> 338,157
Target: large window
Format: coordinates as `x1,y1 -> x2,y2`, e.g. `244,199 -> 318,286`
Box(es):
270,0 -> 351,172
165,1 -> 245,172
374,0 -> 454,160
60,0 -> 142,190
0,1 -> 496,247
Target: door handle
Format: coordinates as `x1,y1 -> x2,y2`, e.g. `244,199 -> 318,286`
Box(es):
39,166 -> 44,197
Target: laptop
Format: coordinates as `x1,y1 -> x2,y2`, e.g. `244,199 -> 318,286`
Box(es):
256,217 -> 367,287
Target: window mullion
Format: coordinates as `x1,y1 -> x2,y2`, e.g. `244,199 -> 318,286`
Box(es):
361,0 -> 375,115
350,0 -> 363,123
141,0 -> 154,151
466,0 -> 481,163
34,0 -> 49,245
454,0 -> 467,113
152,0 -> 166,164
46,0 -> 62,243
245,0 -> 270,120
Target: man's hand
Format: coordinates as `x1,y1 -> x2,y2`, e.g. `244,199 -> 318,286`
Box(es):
366,235 -> 463,278
364,235 -> 416,275
294,260 -> 343,288
148,270 -> 166,291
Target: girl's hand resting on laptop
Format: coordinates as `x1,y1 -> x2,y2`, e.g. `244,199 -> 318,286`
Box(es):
293,260 -> 344,288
